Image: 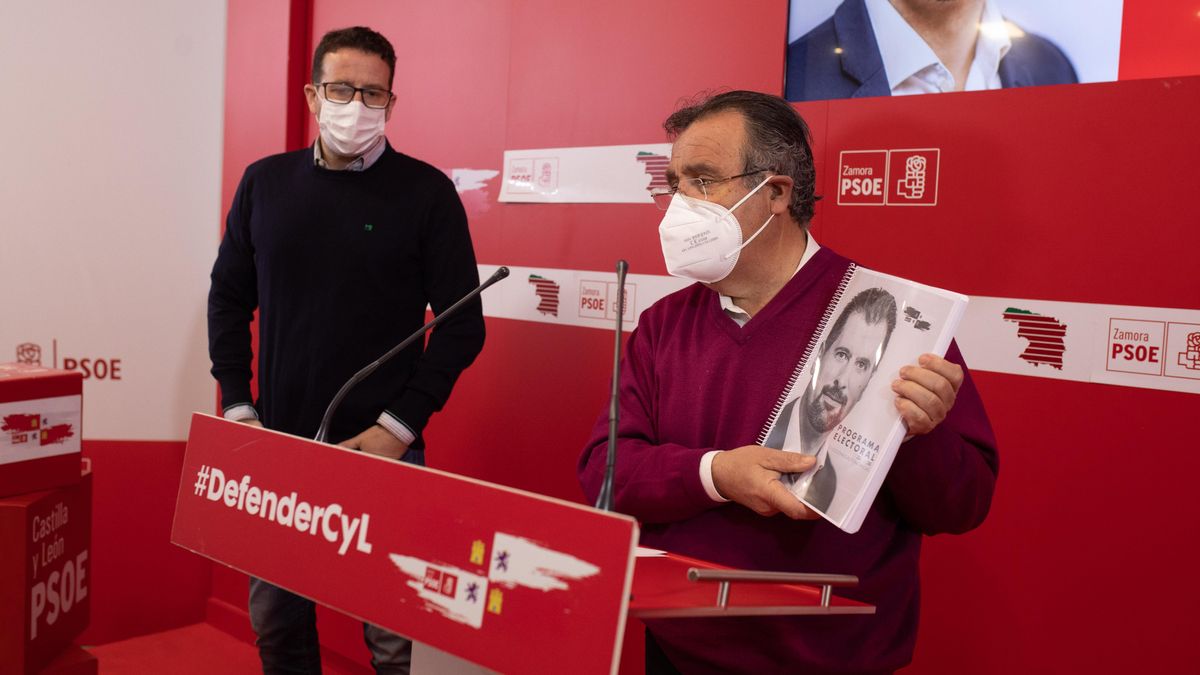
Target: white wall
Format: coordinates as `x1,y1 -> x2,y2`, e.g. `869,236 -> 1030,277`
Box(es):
0,0 -> 227,440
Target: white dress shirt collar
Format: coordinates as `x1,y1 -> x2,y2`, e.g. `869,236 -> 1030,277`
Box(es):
719,232 -> 821,326
864,0 -> 1011,95
314,134 -> 387,172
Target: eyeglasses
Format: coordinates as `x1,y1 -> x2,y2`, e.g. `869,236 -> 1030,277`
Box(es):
649,168 -> 769,210
317,82 -> 394,109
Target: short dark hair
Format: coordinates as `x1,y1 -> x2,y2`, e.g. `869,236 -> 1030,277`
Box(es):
312,26 -> 397,88
825,288 -> 898,367
664,90 -> 818,226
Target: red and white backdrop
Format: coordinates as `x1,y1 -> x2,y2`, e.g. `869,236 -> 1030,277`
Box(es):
9,0 -> 1198,671
226,2 -> 1200,672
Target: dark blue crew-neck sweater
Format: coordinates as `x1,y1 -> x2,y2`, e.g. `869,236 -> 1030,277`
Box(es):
208,143 -> 485,447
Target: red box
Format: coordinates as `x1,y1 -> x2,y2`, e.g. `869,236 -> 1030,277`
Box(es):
0,363 -> 83,498
0,465 -> 93,675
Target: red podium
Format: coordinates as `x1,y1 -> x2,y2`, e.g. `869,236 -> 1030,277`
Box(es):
172,414 -> 871,674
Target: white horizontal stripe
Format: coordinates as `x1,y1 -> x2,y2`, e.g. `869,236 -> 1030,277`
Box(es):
475,264 -> 1200,396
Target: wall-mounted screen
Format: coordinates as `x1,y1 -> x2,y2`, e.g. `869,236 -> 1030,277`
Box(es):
785,0 -> 1125,102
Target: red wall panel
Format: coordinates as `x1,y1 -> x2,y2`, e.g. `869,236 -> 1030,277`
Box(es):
426,320 -> 616,502
914,372 -> 1200,672
814,76 -> 1200,306
496,0 -> 791,275
309,1 -> 512,168
222,0 -> 295,211
1118,0 -> 1200,81
308,1 -> 514,260
78,441 -> 211,645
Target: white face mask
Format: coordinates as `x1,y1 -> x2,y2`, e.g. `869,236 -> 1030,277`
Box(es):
658,176 -> 775,283
317,97 -> 387,158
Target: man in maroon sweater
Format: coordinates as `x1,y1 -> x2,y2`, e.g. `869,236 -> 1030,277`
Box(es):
578,91 -> 998,674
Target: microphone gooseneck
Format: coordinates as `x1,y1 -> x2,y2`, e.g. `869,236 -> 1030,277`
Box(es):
595,259 -> 628,511
314,266 -> 510,444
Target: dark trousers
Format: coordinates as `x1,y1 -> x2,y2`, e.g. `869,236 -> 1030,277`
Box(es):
248,448 -> 425,674
249,578 -> 412,674
645,629 -> 683,675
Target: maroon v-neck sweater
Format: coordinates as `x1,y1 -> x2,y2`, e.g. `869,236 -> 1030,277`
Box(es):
579,246 -> 998,673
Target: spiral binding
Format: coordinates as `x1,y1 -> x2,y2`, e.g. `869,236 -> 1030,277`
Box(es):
755,263 -> 858,446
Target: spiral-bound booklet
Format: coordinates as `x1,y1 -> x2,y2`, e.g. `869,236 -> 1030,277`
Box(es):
758,265 -> 968,534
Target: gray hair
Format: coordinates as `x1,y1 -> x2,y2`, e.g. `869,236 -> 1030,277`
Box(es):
664,90 -> 819,226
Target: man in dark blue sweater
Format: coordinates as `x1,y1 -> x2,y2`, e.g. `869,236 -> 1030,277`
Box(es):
207,26 -> 485,674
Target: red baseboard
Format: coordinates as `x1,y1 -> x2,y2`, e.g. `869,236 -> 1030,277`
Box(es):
36,644 -> 98,675
205,597 -> 256,645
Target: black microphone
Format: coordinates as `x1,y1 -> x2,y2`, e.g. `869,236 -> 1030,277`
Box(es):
314,266 -> 510,444
594,259 -> 628,511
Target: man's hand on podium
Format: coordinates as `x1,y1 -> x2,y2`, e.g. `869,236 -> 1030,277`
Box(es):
238,419 -> 264,428
339,424 -> 410,461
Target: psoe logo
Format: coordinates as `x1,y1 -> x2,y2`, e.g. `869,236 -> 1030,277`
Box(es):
506,158 -> 534,193
837,150 -> 887,206
1180,331 -> 1200,367
896,155 -> 928,198
506,157 -> 559,195
534,158 -> 559,193
1162,322 -> 1200,381
835,148 -> 939,206
1106,319 -> 1165,377
17,342 -> 42,365
886,149 -> 939,206
578,280 -> 636,322
13,340 -> 124,380
1178,331 -> 1200,370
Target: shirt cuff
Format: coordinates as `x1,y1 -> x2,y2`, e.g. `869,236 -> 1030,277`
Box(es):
377,411 -> 417,446
222,404 -> 258,422
699,450 -> 730,503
